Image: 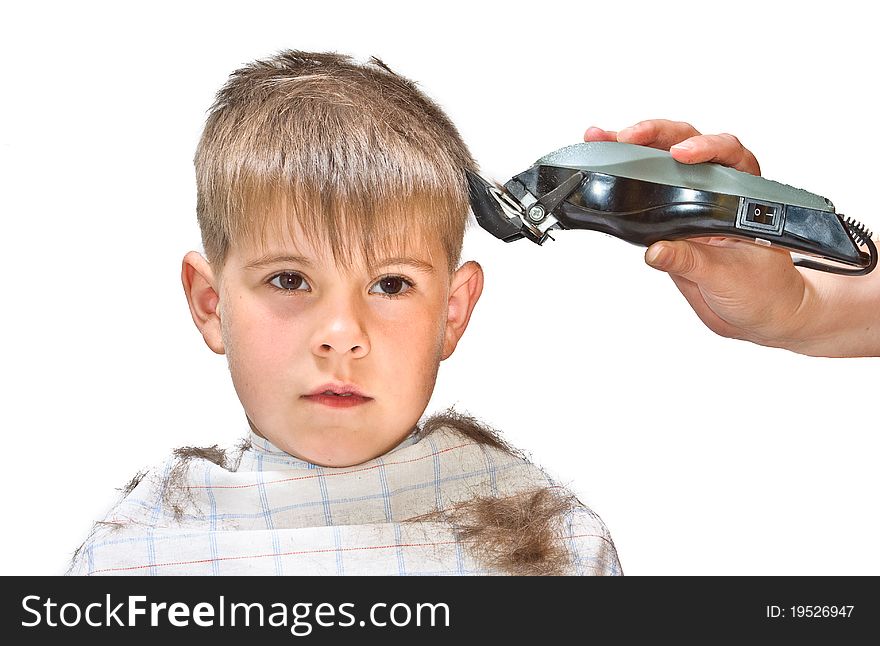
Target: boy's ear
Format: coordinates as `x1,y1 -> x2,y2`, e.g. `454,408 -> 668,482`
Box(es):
181,251 -> 225,354
441,260 -> 484,361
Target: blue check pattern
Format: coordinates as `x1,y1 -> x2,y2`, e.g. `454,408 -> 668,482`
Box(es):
68,426 -> 622,576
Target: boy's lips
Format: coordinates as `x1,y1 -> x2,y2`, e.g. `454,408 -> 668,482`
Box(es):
305,382 -> 370,397
302,382 -> 373,408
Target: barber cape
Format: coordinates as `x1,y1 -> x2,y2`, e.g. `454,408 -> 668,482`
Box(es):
68,425 -> 621,576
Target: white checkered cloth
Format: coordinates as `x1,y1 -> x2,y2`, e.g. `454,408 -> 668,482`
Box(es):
68,425 -> 621,575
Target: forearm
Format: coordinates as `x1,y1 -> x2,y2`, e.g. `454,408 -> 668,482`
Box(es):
787,260 -> 880,358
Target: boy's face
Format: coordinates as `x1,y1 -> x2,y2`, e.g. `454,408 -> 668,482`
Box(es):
182,221 -> 483,467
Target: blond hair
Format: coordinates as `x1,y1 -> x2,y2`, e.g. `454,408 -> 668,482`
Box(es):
194,50 -> 476,275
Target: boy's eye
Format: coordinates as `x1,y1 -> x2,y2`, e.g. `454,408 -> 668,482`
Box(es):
269,272 -> 310,292
369,275 -> 413,297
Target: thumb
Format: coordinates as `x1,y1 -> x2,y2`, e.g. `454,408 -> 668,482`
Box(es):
644,240 -> 710,280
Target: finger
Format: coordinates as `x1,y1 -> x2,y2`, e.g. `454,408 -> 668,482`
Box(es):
644,239 -> 740,283
616,119 -> 702,149
689,235 -> 755,249
644,240 -> 704,279
584,126 -> 618,142
688,235 -> 730,246
670,133 -> 761,175
645,238 -> 791,283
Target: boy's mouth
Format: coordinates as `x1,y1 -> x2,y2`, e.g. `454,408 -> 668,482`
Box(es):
303,382 -> 373,408
306,382 -> 370,397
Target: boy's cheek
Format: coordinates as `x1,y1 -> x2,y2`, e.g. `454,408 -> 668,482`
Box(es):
223,324 -> 296,393
394,335 -> 443,394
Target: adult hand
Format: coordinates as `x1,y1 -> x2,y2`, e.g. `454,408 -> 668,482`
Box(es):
584,120 -> 880,357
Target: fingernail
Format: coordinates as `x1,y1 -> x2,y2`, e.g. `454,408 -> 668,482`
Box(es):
646,244 -> 670,268
671,141 -> 694,151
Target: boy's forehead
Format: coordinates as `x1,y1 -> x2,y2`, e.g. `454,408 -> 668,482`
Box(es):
231,220 -> 446,272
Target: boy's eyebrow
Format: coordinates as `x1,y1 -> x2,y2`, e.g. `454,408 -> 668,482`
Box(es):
243,254 -> 435,273
370,257 -> 435,274
243,254 -> 313,270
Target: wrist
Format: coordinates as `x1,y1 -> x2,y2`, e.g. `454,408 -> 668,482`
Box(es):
780,273 -> 835,356
782,269 -> 880,357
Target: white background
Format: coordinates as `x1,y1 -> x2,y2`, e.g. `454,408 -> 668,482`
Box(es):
2,0 -> 877,576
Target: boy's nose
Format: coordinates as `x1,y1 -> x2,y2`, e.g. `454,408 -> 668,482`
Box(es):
310,299 -> 371,359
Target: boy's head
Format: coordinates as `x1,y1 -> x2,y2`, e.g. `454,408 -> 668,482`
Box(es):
181,51 -> 484,467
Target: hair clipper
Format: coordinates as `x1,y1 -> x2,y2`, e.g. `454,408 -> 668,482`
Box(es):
467,142 -> 876,275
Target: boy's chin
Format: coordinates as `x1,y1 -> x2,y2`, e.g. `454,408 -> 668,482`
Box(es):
255,415 -> 420,467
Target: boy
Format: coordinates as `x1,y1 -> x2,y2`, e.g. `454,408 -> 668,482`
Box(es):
67,50 -> 621,576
